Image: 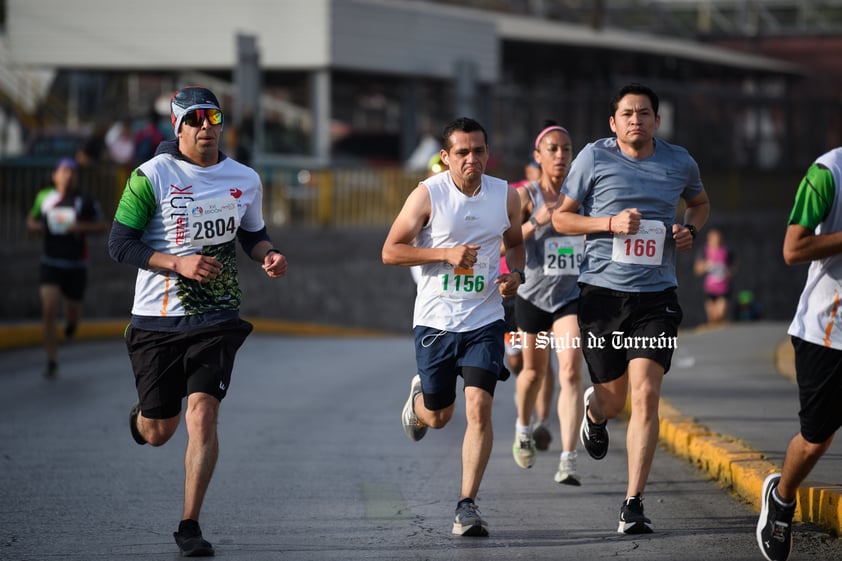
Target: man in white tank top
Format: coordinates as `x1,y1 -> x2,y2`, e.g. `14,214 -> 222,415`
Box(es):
383,117 -> 525,537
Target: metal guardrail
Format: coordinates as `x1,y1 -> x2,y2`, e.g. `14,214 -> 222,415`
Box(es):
0,163 -> 426,243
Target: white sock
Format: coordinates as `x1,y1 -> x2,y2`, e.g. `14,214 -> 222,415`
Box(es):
560,450 -> 577,461
773,488 -> 796,507
515,421 -> 531,435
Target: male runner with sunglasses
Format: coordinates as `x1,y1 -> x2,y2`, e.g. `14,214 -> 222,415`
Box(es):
108,86 -> 288,557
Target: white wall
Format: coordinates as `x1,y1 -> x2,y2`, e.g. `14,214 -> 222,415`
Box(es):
6,0 -> 331,69
5,0 -> 497,80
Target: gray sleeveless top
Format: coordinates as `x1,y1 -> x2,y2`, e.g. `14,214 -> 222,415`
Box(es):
516,181 -> 581,312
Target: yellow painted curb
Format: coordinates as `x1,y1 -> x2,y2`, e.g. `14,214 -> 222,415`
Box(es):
0,317 -> 392,352
657,396 -> 842,535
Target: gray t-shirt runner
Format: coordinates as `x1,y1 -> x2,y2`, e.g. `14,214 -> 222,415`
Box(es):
562,137 -> 704,292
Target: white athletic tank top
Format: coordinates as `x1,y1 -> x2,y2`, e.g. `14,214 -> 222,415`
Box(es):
413,171 -> 510,331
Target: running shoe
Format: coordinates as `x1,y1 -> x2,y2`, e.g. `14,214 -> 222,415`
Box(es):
129,401 -> 147,445
532,421 -> 552,451
173,519 -> 214,557
401,375 -> 427,441
553,452 -> 582,486
64,322 -> 77,339
512,431 -> 536,469
452,499 -> 489,537
579,386 -> 609,460
618,495 -> 654,534
43,360 -> 58,379
757,473 -> 795,561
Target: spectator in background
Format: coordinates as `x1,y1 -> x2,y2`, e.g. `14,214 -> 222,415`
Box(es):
105,119 -> 135,166
76,124 -> 107,167
510,158 -> 541,189
133,109 -> 164,165
694,227 -> 734,325
26,157 -> 109,378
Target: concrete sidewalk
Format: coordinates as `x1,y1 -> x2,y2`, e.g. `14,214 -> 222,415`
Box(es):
2,318 -> 840,538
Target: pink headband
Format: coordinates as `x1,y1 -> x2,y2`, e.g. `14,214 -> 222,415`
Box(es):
534,125 -> 570,150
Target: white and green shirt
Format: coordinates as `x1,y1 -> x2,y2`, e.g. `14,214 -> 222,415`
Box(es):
788,148 -> 842,349
113,151 -> 265,318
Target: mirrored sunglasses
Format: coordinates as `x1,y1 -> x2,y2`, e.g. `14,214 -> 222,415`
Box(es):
182,108 -> 223,127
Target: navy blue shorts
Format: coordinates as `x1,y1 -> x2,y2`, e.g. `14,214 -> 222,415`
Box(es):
792,336 -> 842,443
577,284 -> 682,384
413,319 -> 506,411
126,319 -> 253,419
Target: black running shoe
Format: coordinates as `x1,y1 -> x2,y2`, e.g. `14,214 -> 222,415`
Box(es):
174,519 -> 214,557
756,473 -> 795,561
129,401 -> 147,445
532,422 -> 552,451
618,495 -> 653,534
579,387 -> 609,460
44,360 -> 58,379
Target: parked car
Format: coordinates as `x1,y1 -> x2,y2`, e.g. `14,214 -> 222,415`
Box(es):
0,129 -> 90,167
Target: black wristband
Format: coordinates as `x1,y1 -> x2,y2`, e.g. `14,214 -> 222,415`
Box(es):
264,248 -> 282,258
510,268 -> 526,284
684,224 -> 698,239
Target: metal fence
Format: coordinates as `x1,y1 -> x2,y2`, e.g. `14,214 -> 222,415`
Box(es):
0,163 -> 429,244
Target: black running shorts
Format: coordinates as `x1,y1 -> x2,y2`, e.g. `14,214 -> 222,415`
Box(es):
577,284 -> 682,384
792,336 -> 842,443
126,319 -> 253,419
515,295 -> 578,334
40,264 -> 87,301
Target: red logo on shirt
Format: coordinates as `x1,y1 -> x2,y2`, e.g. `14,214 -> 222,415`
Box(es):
230,188 -> 243,199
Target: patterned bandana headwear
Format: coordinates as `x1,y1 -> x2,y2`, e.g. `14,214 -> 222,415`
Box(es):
170,86 -> 222,135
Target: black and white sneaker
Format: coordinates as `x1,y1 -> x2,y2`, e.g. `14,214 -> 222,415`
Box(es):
129,401 -> 147,445
579,386 -> 609,460
618,495 -> 654,534
173,519 -> 214,557
452,499 -> 489,537
756,473 -> 795,561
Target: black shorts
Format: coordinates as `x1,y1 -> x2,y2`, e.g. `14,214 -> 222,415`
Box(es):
792,336 -> 842,443
502,295 -> 517,331
413,320 -> 506,411
40,264 -> 87,300
515,295 -> 578,334
126,319 -> 253,419
577,284 -> 682,384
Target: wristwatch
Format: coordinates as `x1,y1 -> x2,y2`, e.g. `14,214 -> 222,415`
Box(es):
529,216 -> 540,228
683,224 -> 698,239
510,268 -> 526,284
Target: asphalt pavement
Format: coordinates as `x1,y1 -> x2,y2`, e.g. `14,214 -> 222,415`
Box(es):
1,319 -> 842,560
